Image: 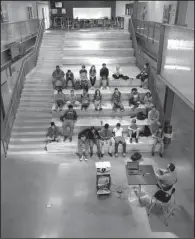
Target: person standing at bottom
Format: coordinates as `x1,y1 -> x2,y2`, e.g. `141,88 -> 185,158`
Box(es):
151,126 -> 164,158
113,123 -> 126,157
99,124 -> 114,158
60,104 -> 77,142
78,134 -> 89,161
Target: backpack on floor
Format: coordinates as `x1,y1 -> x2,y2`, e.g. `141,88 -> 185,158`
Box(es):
123,75 -> 130,80
74,80 -> 81,90
131,152 -> 142,161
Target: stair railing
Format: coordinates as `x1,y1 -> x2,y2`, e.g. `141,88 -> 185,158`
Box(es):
1,19 -> 45,158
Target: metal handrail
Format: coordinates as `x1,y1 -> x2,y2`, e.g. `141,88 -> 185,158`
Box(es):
1,19 -> 45,156
129,17 -> 138,64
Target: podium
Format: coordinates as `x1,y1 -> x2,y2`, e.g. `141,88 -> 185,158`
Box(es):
95,162 -> 111,195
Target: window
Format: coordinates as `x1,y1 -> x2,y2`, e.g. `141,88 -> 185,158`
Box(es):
27,6 -> 33,19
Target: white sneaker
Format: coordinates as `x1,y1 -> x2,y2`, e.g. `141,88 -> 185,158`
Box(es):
84,157 -> 88,162
100,87 -> 103,90
107,87 -> 109,90
80,156 -> 83,161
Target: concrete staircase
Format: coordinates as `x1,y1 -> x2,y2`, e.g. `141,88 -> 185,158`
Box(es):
8,29 -> 157,156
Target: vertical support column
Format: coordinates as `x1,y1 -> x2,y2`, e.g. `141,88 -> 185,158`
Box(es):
163,86 -> 175,124
156,25 -> 166,75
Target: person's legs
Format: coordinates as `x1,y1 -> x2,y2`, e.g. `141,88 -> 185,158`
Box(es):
118,102 -> 125,111
52,79 -> 56,89
70,78 -> 75,87
90,76 -> 96,86
95,139 -> 101,156
68,120 -> 74,140
152,139 -> 157,155
106,78 -> 109,87
136,128 -> 140,139
63,121 -> 69,140
100,77 -> 103,87
89,139 -> 94,156
108,138 -> 113,155
120,137 -> 126,154
115,140 -> 119,154
159,141 -> 164,155
100,140 -> 105,155
94,101 -> 98,110
65,78 -> 69,88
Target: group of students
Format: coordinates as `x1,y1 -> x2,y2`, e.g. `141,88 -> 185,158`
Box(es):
46,62 -> 164,159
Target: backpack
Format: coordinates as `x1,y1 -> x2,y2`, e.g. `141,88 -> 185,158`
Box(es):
137,112 -> 147,120
74,80 -> 81,90
143,125 -> 151,137
131,152 -> 142,161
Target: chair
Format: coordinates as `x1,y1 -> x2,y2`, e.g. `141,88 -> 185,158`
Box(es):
148,188 -> 176,226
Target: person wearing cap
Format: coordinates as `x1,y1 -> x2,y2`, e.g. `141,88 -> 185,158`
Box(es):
148,105 -> 160,134
54,88 -> 66,111
65,69 -> 74,88
128,119 -> 140,143
52,65 -> 65,90
99,123 -> 114,158
129,88 -> 141,111
60,104 -> 78,142
112,88 -> 125,112
78,126 -> 101,158
151,125 -> 164,157
100,63 -> 109,89
45,122 -> 61,150
155,163 -> 177,190
66,89 -> 80,107
113,123 -> 126,157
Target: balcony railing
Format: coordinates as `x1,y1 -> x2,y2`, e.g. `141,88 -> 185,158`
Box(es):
132,19 -> 161,45
1,19 -> 45,158
1,19 -> 40,51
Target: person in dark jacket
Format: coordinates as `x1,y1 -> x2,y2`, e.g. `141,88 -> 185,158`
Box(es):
52,65 -> 65,90
112,88 -> 125,112
60,104 -> 78,142
100,63 -> 109,89
78,126 -> 101,158
44,122 -> 61,150
65,69 -> 74,88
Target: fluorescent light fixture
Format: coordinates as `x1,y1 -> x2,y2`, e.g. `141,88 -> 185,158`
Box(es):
167,39 -> 194,50
164,65 -> 191,71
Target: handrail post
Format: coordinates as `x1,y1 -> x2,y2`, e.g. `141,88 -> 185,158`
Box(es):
152,22 -> 155,44
157,25 -> 166,75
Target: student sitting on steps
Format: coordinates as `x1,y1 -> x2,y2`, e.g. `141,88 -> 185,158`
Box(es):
94,89 -> 102,111
136,63 -> 149,88
129,88 -> 141,111
65,69 -> 74,88
128,119 -> 140,143
113,123 -> 126,157
66,89 -> 80,107
77,134 -> 89,162
112,65 -> 123,79
89,65 -> 97,90
44,122 -> 61,150
112,88 -> 125,112
100,63 -> 109,89
143,91 -> 153,116
54,89 -> 66,111
60,104 -> 78,142
81,88 -> 90,111
52,65 -> 65,90
80,65 -> 89,91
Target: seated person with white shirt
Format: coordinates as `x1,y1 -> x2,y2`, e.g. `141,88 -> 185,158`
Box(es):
113,123 -> 126,157
155,163 -> 177,191
128,119 -> 140,143
112,65 -> 123,79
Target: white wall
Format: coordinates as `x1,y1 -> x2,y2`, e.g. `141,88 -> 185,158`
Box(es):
185,1 -> 194,29
2,1 -> 38,23
137,1 -> 177,23
115,1 -> 133,17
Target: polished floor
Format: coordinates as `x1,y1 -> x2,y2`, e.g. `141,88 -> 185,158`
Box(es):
1,29 -> 194,238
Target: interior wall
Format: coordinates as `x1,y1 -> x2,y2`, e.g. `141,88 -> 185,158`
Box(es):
2,1 -> 38,23
50,1 -> 116,18
136,1 -> 177,23
115,1 -> 133,17
185,1 -> 194,29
